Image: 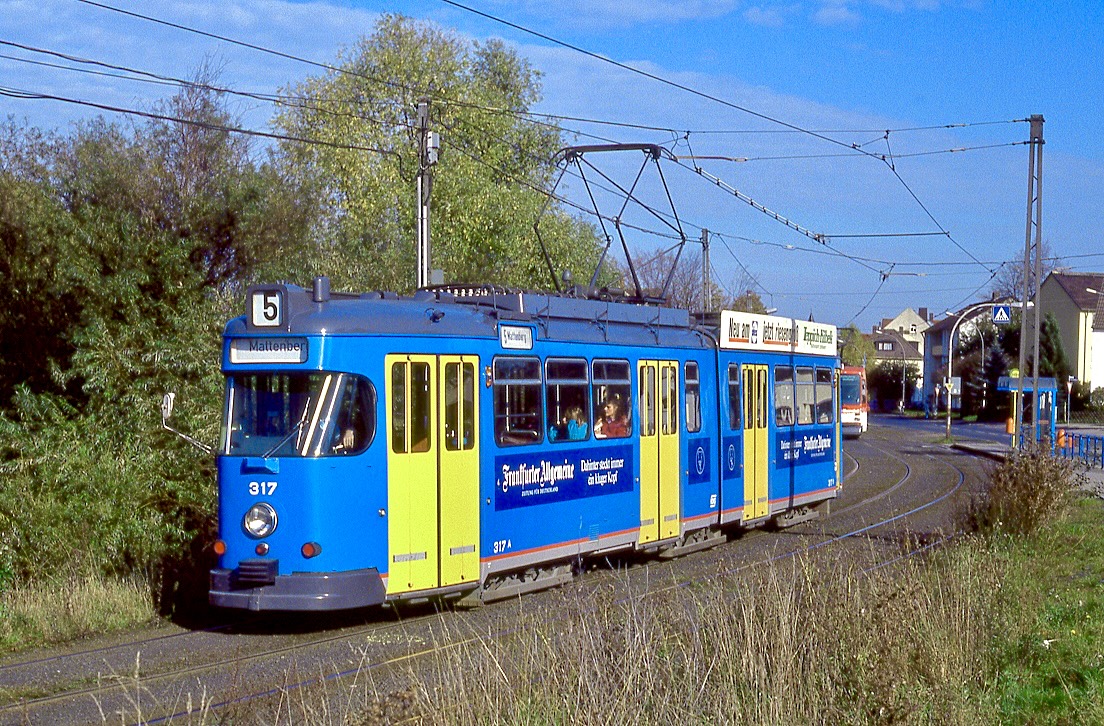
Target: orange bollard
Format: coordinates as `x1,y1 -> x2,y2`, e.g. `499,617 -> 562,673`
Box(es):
1005,417 -> 1015,435
1057,428 -> 1067,449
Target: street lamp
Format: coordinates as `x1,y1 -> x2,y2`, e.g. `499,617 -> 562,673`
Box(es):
1067,375 -> 1076,425
944,301 -> 1030,440
899,347 -> 906,413
944,302 -> 995,439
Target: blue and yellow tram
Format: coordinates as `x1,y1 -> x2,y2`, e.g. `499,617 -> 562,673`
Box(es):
209,279 -> 841,610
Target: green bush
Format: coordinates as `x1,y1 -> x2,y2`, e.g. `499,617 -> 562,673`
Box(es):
972,446 -> 1078,536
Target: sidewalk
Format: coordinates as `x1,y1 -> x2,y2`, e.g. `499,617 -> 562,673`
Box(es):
952,439 -> 1104,499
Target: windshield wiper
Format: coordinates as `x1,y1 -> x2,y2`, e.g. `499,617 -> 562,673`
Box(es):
261,409 -> 309,459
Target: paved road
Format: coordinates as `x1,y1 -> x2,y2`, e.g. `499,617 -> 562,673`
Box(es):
871,413 -> 1012,444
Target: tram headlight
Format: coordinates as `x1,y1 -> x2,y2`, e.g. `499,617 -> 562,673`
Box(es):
242,503 -> 278,538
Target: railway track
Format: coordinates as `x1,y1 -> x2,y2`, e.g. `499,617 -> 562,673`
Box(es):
0,426 -> 986,724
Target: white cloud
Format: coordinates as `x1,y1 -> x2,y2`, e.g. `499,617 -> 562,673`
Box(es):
812,2 -> 862,26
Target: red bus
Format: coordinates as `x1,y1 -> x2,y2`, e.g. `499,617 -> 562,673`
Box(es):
840,366 -> 869,438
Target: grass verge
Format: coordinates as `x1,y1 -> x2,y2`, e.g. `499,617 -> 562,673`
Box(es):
0,573 -> 155,653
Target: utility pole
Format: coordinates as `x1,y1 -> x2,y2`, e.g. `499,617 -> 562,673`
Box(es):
701,228 -> 710,313
1016,114 -> 1044,447
415,98 -> 439,289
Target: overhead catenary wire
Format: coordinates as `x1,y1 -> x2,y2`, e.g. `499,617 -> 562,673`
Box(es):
73,0 -> 618,145
446,113 -> 975,284
449,102 -> 1026,139
69,1 -> 1015,275
0,38 -> 416,137
21,9 -> 1023,156
24,1 -> 1045,318
0,85 -> 398,157
712,233 -> 772,300
0,73 -> 1005,317
435,0 -> 1002,277
437,0 -> 960,163
675,141 -> 1027,164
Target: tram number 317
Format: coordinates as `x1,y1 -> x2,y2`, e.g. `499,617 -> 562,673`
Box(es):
492,539 -> 512,555
249,481 -> 278,496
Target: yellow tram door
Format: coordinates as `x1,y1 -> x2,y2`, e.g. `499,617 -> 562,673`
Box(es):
742,364 -> 770,521
638,360 -> 681,545
385,354 -> 439,595
638,361 -> 660,545
658,361 -> 681,540
437,356 -> 480,587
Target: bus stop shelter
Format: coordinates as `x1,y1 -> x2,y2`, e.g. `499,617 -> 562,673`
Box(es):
997,376 -> 1057,450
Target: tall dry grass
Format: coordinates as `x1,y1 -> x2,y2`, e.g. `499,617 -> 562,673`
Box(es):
0,572 -> 154,652
337,545 -> 1010,725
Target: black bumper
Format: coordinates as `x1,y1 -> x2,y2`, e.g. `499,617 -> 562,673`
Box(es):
209,567 -> 387,611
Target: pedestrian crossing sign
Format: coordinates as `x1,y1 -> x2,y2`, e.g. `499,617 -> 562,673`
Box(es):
992,304 -> 1012,325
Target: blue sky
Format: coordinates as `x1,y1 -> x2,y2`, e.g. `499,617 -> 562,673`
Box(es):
2,0 -> 1102,330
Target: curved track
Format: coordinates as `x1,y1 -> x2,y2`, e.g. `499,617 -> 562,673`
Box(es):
0,425 -> 987,724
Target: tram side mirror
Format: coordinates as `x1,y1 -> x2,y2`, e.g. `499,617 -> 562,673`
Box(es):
159,391 -> 213,455
161,392 -> 176,424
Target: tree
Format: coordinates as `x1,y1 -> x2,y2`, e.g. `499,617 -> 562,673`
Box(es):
0,74 -> 288,609
980,337 -> 1012,421
632,246 -> 765,312
868,361 -> 918,412
839,325 -> 876,367
272,14 -> 605,293
990,239 -> 1056,300
729,289 -> 769,314
1038,312 -> 1072,381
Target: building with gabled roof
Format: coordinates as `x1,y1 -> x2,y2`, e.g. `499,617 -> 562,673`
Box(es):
1038,270 -> 1104,387
866,327 -> 924,409
921,298 -> 1009,411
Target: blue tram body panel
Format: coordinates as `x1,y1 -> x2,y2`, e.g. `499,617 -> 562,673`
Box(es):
207,281 -> 841,611
481,441 -> 639,563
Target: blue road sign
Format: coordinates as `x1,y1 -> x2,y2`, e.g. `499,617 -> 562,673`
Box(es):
992,304 -> 1012,325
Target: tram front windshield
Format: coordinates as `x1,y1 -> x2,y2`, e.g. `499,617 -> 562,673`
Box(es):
223,372 -> 376,457
840,374 -> 862,406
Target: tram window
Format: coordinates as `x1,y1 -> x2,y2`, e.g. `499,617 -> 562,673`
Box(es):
391,363 -> 407,453
639,365 -> 656,437
661,365 -> 678,435
725,364 -> 740,430
758,369 -> 768,428
816,367 -> 834,424
743,367 -> 753,431
329,374 -> 376,455
493,357 -> 543,446
390,361 -> 431,453
775,366 -> 795,427
796,366 -> 815,425
462,362 -> 476,449
410,362 -> 432,452
444,363 -> 459,450
546,358 -> 589,442
226,372 -> 375,458
443,362 -> 476,451
685,362 -> 701,433
442,362 -> 477,451
593,359 -> 631,439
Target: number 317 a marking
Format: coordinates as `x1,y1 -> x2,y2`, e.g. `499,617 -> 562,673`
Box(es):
249,481 -> 278,496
